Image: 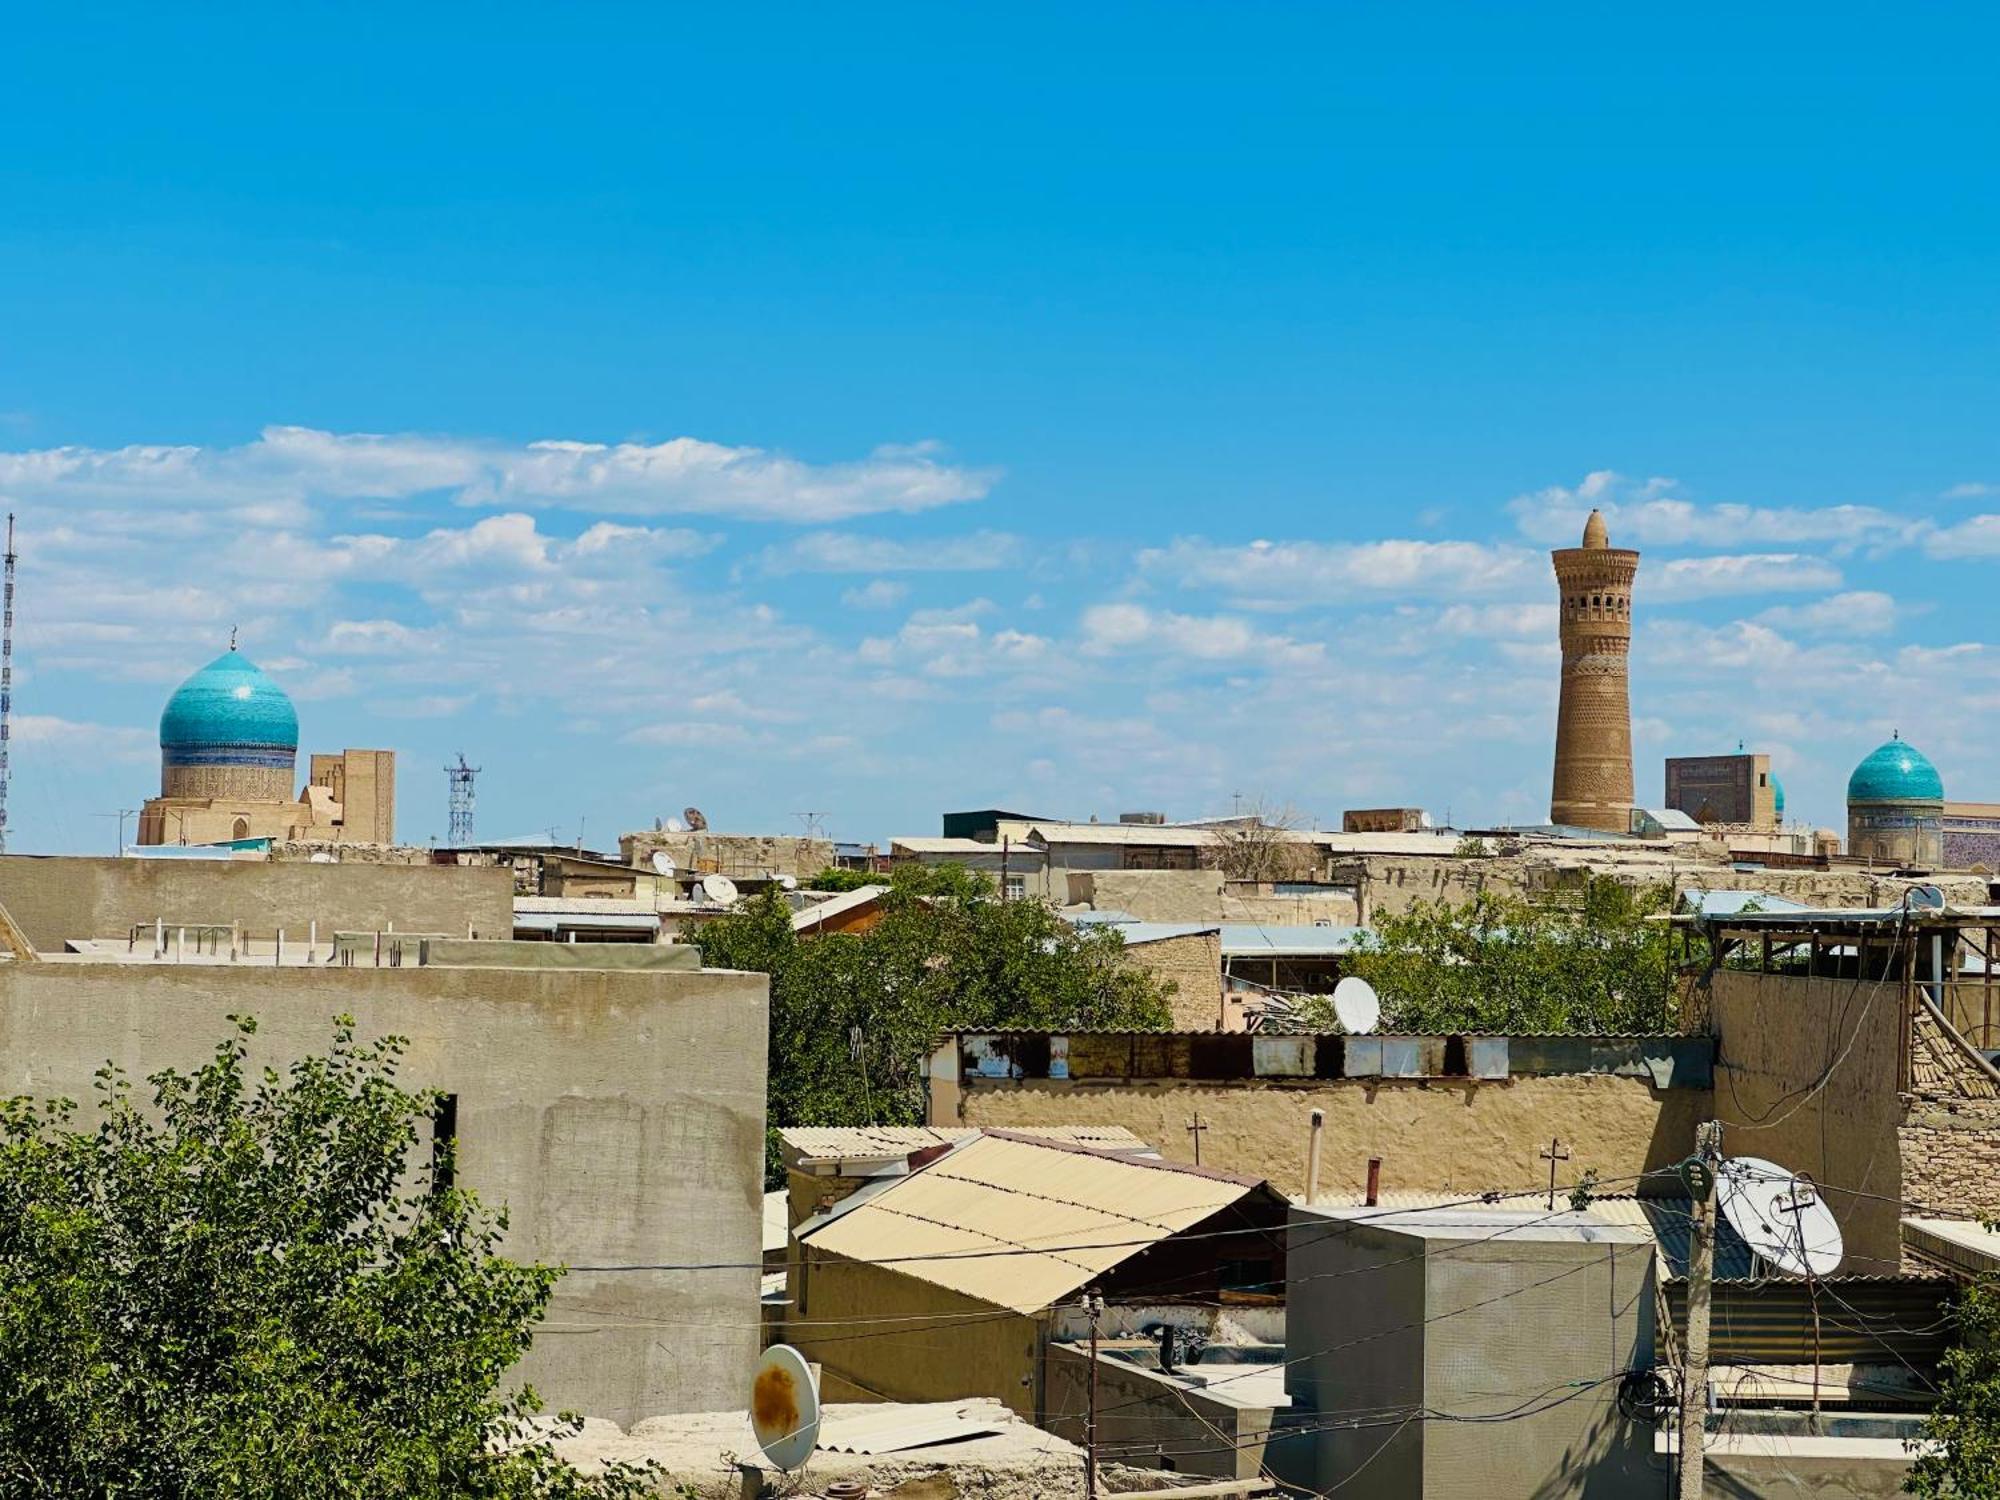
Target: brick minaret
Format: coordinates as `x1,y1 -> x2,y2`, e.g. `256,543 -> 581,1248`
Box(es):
1550,509 -> 1638,831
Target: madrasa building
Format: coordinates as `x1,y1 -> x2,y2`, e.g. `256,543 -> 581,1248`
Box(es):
134,643 -> 395,848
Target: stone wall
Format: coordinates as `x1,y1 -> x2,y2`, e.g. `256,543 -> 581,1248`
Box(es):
1121,931 -> 1225,1030
1067,869 -> 1360,926
0,854 -> 514,949
0,957 -> 768,1423
1900,1097 -> 2000,1227
620,830 -> 833,881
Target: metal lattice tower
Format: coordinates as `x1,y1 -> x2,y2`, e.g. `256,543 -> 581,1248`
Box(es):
0,515 -> 15,855
446,753 -> 480,848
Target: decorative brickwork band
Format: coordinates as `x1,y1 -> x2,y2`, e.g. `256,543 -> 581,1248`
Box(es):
1550,511 -> 1638,832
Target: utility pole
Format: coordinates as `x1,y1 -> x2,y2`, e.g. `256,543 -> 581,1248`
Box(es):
0,513 -> 16,855
1677,1120 -> 1723,1500
1083,1288 -> 1103,1500
95,808 -> 135,853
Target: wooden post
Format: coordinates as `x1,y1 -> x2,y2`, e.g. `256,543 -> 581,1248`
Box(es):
1677,1120 -> 1722,1500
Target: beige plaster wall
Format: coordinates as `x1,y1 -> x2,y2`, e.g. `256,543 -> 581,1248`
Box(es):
0,854 -> 514,949
0,958 -> 768,1424
786,1251 -> 1039,1416
946,1074 -> 1702,1202
1709,970 -> 1907,1273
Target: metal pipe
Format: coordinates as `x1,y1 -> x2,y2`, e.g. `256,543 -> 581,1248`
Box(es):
1365,1156 -> 1382,1207
1305,1108 -> 1325,1205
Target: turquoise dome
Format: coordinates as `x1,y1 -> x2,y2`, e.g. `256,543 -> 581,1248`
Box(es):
160,649 -> 298,771
1771,773 -> 1786,818
1847,736 -> 1942,805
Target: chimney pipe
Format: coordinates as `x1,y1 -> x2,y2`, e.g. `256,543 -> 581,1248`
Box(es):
1365,1156 -> 1382,1208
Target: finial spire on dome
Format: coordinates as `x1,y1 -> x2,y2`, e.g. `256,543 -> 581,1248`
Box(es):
228,624 -> 239,652
1581,509 -> 1609,549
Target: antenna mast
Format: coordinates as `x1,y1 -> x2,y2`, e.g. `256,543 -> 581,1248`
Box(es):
0,515 -> 16,854
446,753 -> 480,848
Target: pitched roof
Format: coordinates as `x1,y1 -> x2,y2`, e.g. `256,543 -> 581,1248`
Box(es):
791,884 -> 890,933
779,1123 -> 1151,1170
794,1131 -> 1271,1314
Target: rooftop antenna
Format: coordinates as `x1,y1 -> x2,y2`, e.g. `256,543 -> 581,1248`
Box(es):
0,514 -> 15,854
793,810 -> 826,840
446,754 -> 480,848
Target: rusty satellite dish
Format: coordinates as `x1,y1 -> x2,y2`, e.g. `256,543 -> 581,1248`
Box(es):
684,805 -> 709,832
750,1343 -> 820,1472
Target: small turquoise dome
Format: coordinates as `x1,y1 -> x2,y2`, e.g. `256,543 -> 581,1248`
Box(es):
1847,735 -> 1943,805
160,649 -> 298,770
1771,773 -> 1786,819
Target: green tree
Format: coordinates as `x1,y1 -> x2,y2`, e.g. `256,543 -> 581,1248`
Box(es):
1303,877 -> 1679,1034
0,1017 -> 658,1500
697,864 -> 1172,1181
1905,1276 -> 2000,1498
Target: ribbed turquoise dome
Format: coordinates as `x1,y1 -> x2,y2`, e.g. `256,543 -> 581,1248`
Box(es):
160,649 -> 298,770
1771,773 -> 1786,818
1847,736 -> 1942,805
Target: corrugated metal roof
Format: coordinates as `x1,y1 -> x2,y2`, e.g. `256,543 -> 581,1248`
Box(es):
816,1402 -> 1007,1454
795,1132 -> 1267,1314
1106,921 -> 1220,946
779,1124 -> 1151,1165
791,885 -> 889,933
1220,923 -> 1368,956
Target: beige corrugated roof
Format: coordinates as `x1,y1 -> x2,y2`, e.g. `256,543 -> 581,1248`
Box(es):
796,1132 -> 1267,1314
780,1124 -> 1150,1166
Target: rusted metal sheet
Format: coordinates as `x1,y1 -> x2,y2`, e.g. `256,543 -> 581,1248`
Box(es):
1067,1032 -> 1135,1079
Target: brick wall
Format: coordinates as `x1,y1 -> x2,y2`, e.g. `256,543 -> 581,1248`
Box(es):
1122,931 -> 1225,1030
1900,1098 -> 2000,1225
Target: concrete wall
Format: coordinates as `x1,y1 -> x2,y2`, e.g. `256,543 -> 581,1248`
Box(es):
1044,1345 -> 1271,1481
1067,868 -> 1361,926
0,958 -> 768,1424
1710,971 -> 1907,1274
941,1073 -> 1703,1202
0,855 -> 514,949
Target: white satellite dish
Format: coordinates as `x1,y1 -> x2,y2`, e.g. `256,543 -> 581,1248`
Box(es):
702,874 -> 740,905
1331,976 -> 1381,1035
779,874 -> 798,890
750,1343 -> 819,1472
664,817 -> 687,834
1716,1156 -> 1844,1278
651,851 -> 677,877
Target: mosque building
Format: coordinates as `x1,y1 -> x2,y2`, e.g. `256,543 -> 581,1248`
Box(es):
134,643 -> 396,847
1845,733 -> 1944,868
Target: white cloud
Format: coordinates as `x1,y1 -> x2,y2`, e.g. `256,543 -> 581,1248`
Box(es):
1755,591 -> 1898,636
1079,602 -> 1323,665
0,425 -> 994,523
1943,483 -> 1997,501
841,579 -> 910,609
1924,515 -> 2000,558
1646,553 -> 1844,601
756,530 -> 1024,574
10,714 -> 151,761
1508,470 -> 1909,550
1137,536 -> 1538,607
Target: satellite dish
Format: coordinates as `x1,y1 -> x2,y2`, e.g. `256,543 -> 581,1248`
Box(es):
779,874 -> 798,890
651,851 -> 677,877
1907,884 -> 1947,912
664,817 -> 687,833
684,806 -> 709,832
750,1343 -> 819,1472
1717,1156 -> 1844,1278
702,874 -> 740,905
1331,976 -> 1381,1035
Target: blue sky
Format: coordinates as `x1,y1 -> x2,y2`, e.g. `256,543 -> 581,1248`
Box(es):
3,4 -> 1997,851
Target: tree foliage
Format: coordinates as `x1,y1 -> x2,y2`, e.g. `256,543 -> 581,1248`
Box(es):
1303,877 -> 1679,1034
1905,1276 -> 2000,1498
0,1017 -> 657,1500
696,864 -> 1173,1178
